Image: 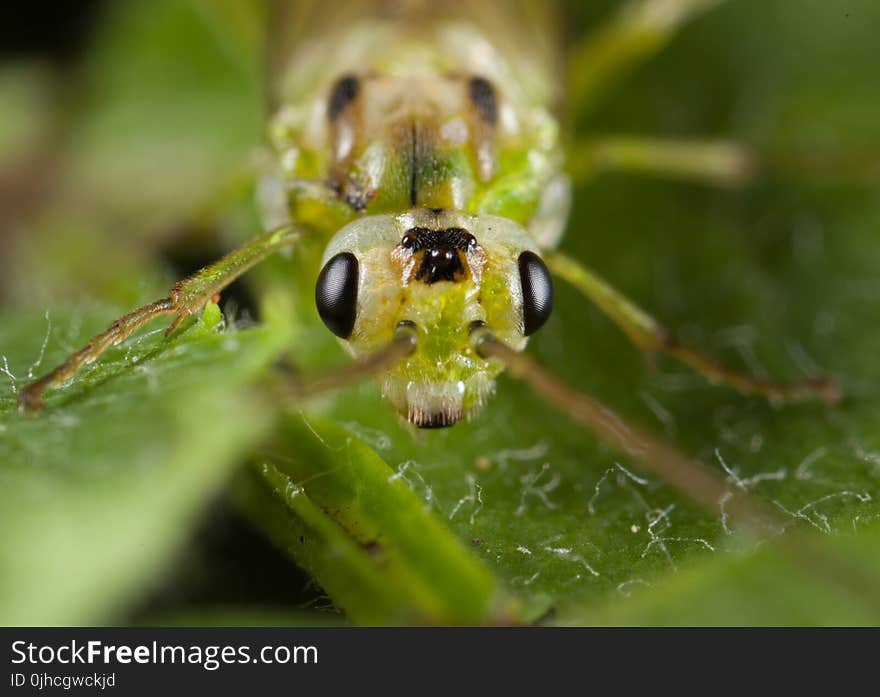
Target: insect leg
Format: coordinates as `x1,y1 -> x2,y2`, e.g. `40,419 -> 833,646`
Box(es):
568,0 -> 724,119
474,331 -> 774,531
545,250 -> 840,404
568,136 -> 756,188
477,333 -> 880,608
19,224 -> 302,412
276,323 -> 418,403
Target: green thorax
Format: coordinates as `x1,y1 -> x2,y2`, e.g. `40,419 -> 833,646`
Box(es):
268,12 -> 562,238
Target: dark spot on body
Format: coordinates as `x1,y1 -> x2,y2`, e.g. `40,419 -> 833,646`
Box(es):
328,74 -> 360,121
469,76 -> 498,124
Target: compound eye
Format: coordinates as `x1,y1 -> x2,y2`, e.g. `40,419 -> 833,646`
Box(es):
316,252 -> 359,338
518,251 -> 553,336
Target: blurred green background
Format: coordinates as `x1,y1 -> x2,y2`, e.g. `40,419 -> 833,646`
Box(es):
0,0 -> 879,626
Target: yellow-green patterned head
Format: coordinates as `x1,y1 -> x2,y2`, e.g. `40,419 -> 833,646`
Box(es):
316,209 -> 552,427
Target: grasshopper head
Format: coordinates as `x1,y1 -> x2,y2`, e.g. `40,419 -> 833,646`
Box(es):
316,209 -> 552,427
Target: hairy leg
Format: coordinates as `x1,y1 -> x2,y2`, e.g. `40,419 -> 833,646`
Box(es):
20,224 -> 302,411
545,250 -> 840,404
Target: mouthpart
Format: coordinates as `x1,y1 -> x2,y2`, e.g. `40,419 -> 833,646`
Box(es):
407,406 -> 464,429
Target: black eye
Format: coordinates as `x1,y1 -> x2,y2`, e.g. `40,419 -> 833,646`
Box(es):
316,252 -> 359,338
518,251 -> 553,336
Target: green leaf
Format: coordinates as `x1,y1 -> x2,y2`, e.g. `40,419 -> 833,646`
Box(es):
0,304 -> 289,624
556,524 -> 880,626
235,414 -> 510,625
2,0 -> 880,626
256,0 -> 880,621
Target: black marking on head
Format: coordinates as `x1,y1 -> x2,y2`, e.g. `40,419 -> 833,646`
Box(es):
328,74 -> 360,121
316,252 -> 359,338
468,76 -> 498,125
401,227 -> 477,284
401,227 -> 476,253
418,248 -> 461,284
518,251 -> 553,335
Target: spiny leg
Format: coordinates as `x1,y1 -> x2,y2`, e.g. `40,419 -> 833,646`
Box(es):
568,135 -> 756,188
20,224 -> 302,412
568,0 -> 725,119
545,250 -> 840,404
